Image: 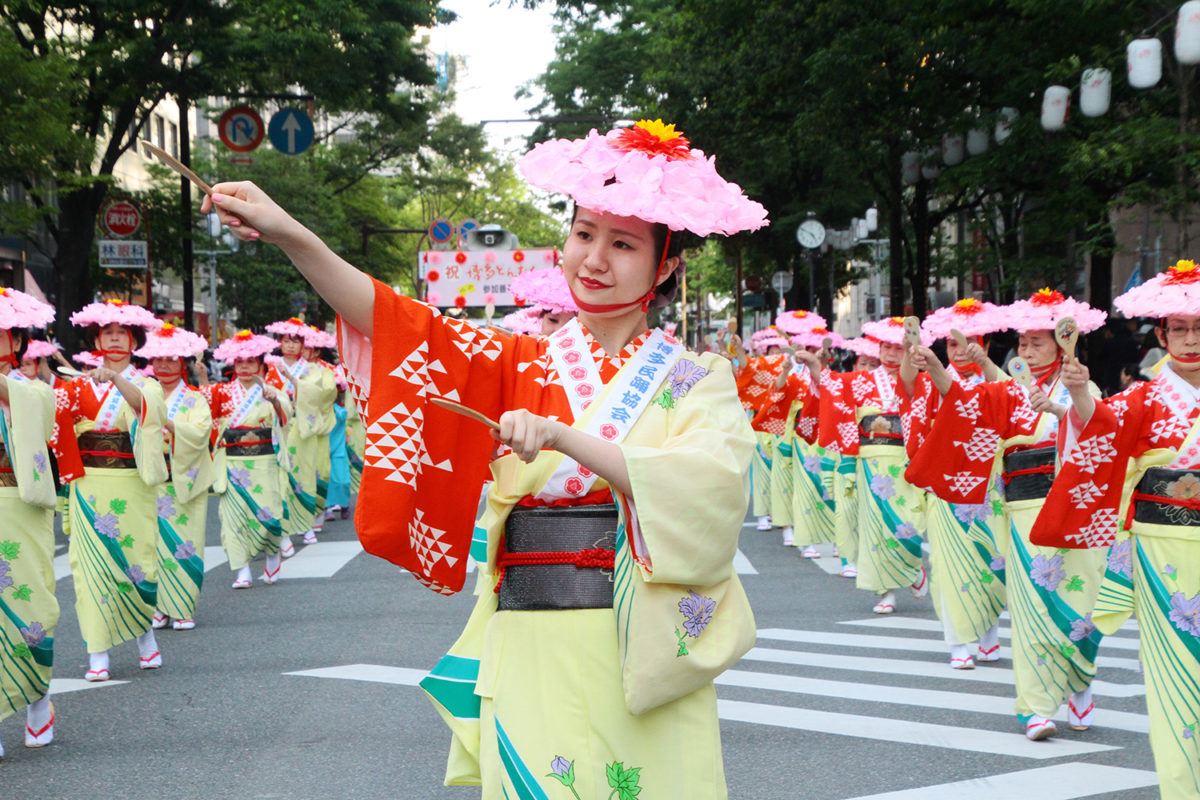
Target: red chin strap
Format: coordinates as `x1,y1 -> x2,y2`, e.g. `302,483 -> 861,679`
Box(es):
1030,359 -> 1059,387
1,331 -> 17,368
1173,353 -> 1200,364
568,230 -> 671,315
955,362 -> 983,377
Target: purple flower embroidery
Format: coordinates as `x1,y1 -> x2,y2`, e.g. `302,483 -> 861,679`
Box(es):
185,467 -> 200,481
0,560 -> 11,592
1184,726 -> 1196,740
1030,554 -> 1066,592
870,473 -> 896,500
668,359 -> 709,401
550,756 -> 571,778
180,395 -> 197,410
893,522 -> 919,541
952,503 -> 987,525
1069,613 -> 1097,642
126,565 -> 145,584
255,506 -> 276,524
33,452 -> 47,473
803,454 -> 821,473
95,512 -> 120,539
21,622 -> 45,647
678,590 -> 716,638
1165,564 -> 1178,579
229,467 -> 252,489
990,555 -> 1006,572
306,413 -> 317,426
1106,540 -> 1132,580
157,494 -> 176,519
1168,591 -> 1200,638
175,541 -> 196,560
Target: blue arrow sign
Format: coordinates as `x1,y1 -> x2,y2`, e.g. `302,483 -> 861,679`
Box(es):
268,108 -> 315,156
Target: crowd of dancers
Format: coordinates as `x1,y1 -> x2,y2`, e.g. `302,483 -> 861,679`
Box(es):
727,273 -> 1200,799
0,291 -> 362,757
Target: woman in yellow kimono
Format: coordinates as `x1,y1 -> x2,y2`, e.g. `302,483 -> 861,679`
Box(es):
136,324 -> 214,631
59,300 -> 168,682
264,319 -> 336,550
1033,262 -> 1200,797
0,289 -> 61,754
205,118 -> 764,799
205,332 -> 291,589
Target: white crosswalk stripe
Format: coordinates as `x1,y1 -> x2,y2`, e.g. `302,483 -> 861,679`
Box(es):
841,614 -> 1142,652
845,763 -> 1157,800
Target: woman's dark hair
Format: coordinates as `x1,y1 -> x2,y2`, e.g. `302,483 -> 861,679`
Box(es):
86,323 -> 147,352
569,203 -> 696,309
7,328 -> 30,362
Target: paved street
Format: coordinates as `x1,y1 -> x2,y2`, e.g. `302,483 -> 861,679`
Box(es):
1,502 -> 1158,799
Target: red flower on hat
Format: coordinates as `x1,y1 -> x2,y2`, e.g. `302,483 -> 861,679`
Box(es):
1030,288 -> 1065,306
288,316 -> 303,325
954,298 -> 984,315
1164,259 -> 1200,285
812,326 -> 829,335
235,330 -> 253,341
792,310 -> 807,318
612,119 -> 694,161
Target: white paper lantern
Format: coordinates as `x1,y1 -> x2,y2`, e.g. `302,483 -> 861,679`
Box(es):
1040,85 -> 1071,131
995,108 -> 1018,143
1127,38 -> 1163,89
1079,68 -> 1111,117
966,128 -> 989,155
921,148 -> 941,180
901,151 -> 921,185
865,207 -> 878,232
942,134 -> 964,166
856,219 -> 869,239
1176,2 -> 1200,65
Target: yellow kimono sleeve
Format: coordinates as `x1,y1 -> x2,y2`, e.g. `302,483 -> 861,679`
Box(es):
6,377 -> 57,508
620,354 -> 755,587
292,366 -> 337,439
169,390 -> 215,503
125,379 -> 168,487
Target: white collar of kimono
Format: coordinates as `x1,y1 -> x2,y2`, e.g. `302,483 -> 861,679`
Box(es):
1159,362 -> 1200,417
230,380 -> 264,426
871,365 -> 898,412
165,381 -> 188,420
92,364 -> 137,431
536,321 -> 684,502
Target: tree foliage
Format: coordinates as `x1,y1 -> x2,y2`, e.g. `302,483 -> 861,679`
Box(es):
523,0 -> 1200,322
1,0 -> 446,348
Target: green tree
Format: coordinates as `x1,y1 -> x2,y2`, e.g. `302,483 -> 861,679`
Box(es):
1,0 -> 446,348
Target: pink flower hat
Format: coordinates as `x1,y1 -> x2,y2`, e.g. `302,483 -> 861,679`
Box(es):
921,298 -> 1008,339
134,322 -> 208,360
0,287 -> 55,330
861,316 -> 933,347
774,309 -> 828,336
519,119 -> 768,237
1115,259 -> 1200,318
509,268 -> 578,314
1003,288 -> 1106,334
69,298 -> 161,331
213,330 -> 278,362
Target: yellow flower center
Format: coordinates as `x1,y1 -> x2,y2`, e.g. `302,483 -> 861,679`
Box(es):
634,118 -> 683,143
235,330 -> 252,340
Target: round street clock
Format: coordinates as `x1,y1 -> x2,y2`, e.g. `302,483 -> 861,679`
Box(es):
796,219 -> 826,249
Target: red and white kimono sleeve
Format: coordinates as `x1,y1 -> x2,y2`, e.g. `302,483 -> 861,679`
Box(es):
336,278 -> 540,595
898,372 -> 938,459
815,370 -> 862,455
1030,381 -> 1179,549
49,384 -> 83,484
905,380 -> 1035,503
751,372 -> 804,435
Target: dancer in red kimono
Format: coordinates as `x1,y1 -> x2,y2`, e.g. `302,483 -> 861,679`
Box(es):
202,119 -> 765,799
1031,260 -> 1200,797
905,289 -> 1107,740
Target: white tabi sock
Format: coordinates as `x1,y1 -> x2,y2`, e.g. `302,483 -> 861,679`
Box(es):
135,630 -> 159,660
979,622 -> 1000,652
89,651 -> 110,673
26,694 -> 52,731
